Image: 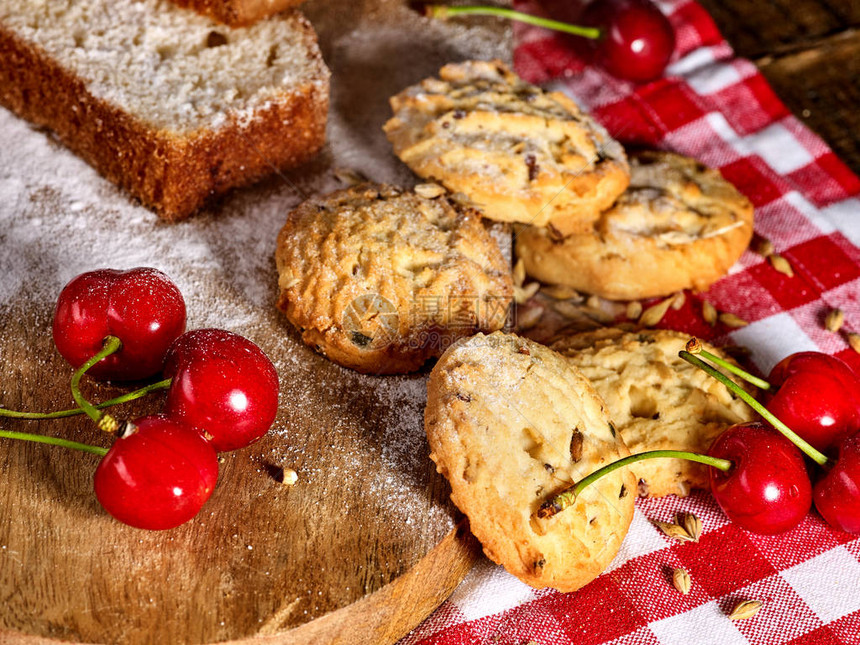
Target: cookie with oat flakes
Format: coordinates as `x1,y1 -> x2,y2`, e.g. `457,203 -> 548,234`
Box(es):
384,60 -> 629,236
275,183 -> 513,374
515,150 -> 754,300
551,328 -> 756,498
425,332 -> 635,592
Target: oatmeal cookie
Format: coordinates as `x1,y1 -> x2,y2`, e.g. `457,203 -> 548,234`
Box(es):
384,60 -> 629,235
552,328 -> 756,498
515,150 -> 754,300
425,332 -> 635,592
275,183 -> 513,374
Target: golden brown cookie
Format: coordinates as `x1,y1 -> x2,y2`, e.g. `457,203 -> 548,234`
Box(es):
425,332 -> 635,592
384,60 -> 629,235
552,328 -> 756,498
275,183 -> 513,374
515,150 -> 754,300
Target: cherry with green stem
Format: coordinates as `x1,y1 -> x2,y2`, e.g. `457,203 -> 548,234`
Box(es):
0,429 -> 108,456
537,338 -> 828,535
538,423 -> 813,535
685,341 -> 772,391
419,0 -> 676,83
0,416 -> 219,531
94,415 -> 219,530
53,268 -> 187,382
538,449 -> 732,518
688,340 -> 860,453
421,5 -> 601,39
683,341 -> 860,535
679,344 -> 830,467
68,335 -> 126,435
0,378 -> 170,421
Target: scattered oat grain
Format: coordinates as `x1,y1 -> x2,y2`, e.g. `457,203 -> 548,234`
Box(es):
333,167 -> 366,186
702,300 -> 718,326
729,599 -> 762,620
672,568 -> 691,595
512,258 -> 526,288
769,254 -> 794,278
541,284 -> 581,301
414,183 -> 446,199
581,306 -> 614,324
639,297 -> 673,327
825,309 -> 845,333
719,312 -> 749,328
626,301 -> 642,320
671,291 -> 686,310
552,300 -> 583,318
675,512 -> 702,542
652,519 -> 696,543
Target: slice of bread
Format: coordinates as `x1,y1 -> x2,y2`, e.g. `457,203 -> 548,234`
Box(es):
0,0 -> 330,220
168,0 -> 305,27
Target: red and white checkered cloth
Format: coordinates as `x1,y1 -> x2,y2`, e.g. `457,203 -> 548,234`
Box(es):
400,1 -> 860,643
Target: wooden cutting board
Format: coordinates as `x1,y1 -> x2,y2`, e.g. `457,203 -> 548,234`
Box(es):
0,2 -> 510,642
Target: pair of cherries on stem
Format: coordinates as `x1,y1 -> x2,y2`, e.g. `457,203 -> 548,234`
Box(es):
421,0 -> 675,82
540,341 -> 860,536
696,346 -> 860,535
3,267 -> 280,530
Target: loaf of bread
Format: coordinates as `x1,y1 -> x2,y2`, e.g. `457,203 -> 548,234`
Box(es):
168,0 -> 305,27
0,0 -> 330,220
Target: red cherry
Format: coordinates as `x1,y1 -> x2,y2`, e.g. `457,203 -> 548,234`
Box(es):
94,415 -> 218,530
578,0 -> 675,83
708,422 -> 812,534
766,352 -> 860,453
813,432 -> 860,533
53,268 -> 186,381
163,329 -> 279,452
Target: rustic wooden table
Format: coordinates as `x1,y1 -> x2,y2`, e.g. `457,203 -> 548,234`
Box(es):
698,0 -> 860,176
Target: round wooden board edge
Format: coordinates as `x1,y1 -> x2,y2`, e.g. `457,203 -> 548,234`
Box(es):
0,522 -> 481,645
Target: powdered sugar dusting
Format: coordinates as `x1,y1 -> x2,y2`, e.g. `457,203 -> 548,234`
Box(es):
0,0 -> 510,600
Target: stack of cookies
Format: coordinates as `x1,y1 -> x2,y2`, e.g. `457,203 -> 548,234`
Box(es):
276,59 -> 754,374
384,59 -> 754,302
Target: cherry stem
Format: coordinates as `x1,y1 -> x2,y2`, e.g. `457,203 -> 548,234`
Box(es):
70,336 -> 122,433
539,449 -> 733,518
0,429 -> 108,456
679,350 -> 831,467
0,379 -> 171,420
424,5 -> 602,39
685,338 -> 771,390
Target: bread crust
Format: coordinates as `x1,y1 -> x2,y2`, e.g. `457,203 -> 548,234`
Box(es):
0,16 -> 329,221
515,151 -> 754,300
168,0 -> 305,27
425,332 -> 635,592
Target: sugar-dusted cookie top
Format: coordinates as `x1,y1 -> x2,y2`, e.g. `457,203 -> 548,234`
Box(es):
384,60 -> 629,236
275,183 -> 513,374
552,328 -> 756,498
425,332 -> 635,591
515,150 -> 754,300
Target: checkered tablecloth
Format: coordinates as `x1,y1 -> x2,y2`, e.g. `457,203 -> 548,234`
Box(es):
399,1 -> 860,643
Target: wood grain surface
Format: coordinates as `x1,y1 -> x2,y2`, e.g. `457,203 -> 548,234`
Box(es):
698,0 -> 860,176
0,1 -> 508,643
